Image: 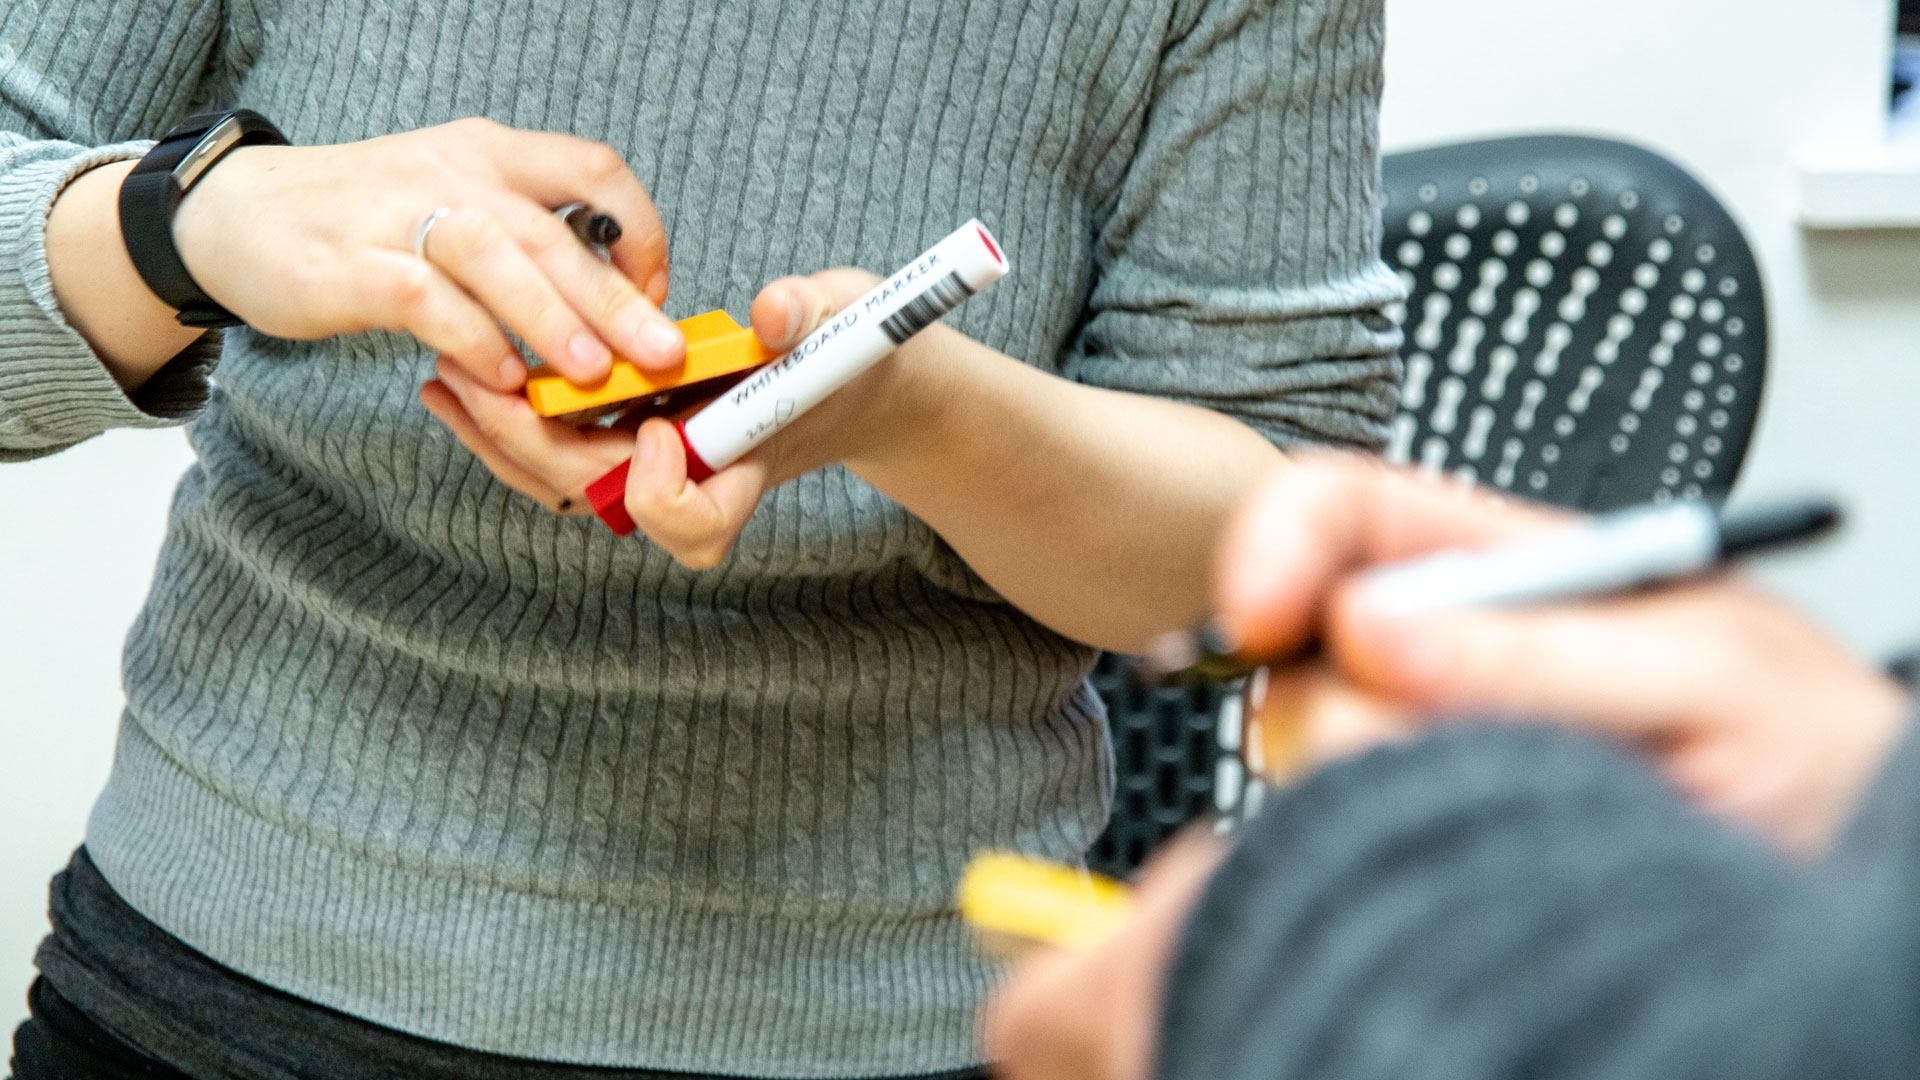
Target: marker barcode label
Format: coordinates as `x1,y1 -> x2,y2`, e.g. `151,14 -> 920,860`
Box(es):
880,272 -> 974,345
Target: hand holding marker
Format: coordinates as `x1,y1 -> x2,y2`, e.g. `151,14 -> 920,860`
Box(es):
587,221 -> 1009,533
1149,496 -> 1845,681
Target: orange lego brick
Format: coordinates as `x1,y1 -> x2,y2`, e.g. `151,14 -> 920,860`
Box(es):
524,309 -> 772,419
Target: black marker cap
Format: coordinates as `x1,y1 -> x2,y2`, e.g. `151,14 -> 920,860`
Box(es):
583,212 -> 623,248
1715,498 -> 1843,560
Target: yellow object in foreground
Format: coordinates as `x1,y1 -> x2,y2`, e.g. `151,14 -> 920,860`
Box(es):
523,309 -> 772,418
957,852 -> 1135,952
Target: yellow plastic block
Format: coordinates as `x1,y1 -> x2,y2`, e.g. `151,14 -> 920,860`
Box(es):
957,852 -> 1135,953
524,309 -> 772,418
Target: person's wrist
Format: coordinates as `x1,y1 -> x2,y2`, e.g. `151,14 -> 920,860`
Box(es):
46,158 -> 205,386
836,326 -> 962,472
46,159 -> 138,296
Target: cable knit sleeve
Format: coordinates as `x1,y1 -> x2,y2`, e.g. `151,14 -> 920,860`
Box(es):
0,0 -> 229,461
1060,0 -> 1405,451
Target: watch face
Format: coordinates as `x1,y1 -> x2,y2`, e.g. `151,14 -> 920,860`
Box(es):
171,115 -> 252,190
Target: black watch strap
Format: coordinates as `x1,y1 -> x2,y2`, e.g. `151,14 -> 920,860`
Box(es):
118,109 -> 288,329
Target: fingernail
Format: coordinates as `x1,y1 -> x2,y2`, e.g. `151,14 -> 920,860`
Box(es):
782,294 -> 803,345
498,357 -> 524,387
636,426 -> 659,470
645,270 -> 670,304
638,322 -> 684,368
568,332 -> 611,374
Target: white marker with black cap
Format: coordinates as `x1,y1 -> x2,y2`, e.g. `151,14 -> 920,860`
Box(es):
1356,497 -> 1840,617
1148,497 -> 1844,681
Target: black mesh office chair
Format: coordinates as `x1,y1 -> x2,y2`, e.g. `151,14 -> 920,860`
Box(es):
1087,136 -> 1770,877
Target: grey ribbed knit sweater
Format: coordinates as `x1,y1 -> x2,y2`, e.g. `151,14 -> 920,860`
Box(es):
0,0 -> 1400,1073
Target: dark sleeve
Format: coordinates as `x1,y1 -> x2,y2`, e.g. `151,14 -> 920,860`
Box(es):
0,0 -> 233,461
1060,0 -> 1405,452
1155,724 -> 1920,1080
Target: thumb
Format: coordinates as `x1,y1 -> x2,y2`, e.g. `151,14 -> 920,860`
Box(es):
623,419 -> 771,569
748,269 -> 880,352
626,418 -> 691,501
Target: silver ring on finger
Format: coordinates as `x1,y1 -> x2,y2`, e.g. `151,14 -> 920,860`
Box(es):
412,206 -> 453,261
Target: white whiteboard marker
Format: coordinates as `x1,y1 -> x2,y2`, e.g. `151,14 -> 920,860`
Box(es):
1144,497 -> 1842,681
674,220 -> 1008,481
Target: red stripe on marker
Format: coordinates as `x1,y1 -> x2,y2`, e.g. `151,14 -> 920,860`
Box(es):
675,420 -> 715,483
586,460 -> 637,536
976,225 -> 1003,265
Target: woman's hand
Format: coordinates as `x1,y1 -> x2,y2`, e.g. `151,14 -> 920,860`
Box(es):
420,267 -> 913,566
169,117 -> 686,390
1221,456 -> 1911,854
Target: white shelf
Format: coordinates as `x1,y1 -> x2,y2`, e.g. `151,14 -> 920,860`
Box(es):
1798,140 -> 1920,229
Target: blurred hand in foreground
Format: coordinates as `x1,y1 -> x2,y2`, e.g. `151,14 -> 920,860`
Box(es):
981,832 -> 1226,1080
1221,455 -> 1910,855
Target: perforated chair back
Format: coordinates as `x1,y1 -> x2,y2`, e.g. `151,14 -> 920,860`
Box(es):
1084,653 -> 1237,875
1087,136 -> 1770,877
1382,136 -> 1766,509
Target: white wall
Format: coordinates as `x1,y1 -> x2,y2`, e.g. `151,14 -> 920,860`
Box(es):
1,0 -> 1914,1043
1,429 -> 194,1034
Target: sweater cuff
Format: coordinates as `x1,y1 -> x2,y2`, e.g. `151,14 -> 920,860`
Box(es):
1154,726 -> 1795,1080
0,139 -> 221,457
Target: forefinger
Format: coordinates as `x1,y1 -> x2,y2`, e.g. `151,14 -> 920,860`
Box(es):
1215,455 -> 1567,658
434,360 -> 633,497
421,379 -> 576,511
487,130 -> 672,304
1326,580 -> 1768,736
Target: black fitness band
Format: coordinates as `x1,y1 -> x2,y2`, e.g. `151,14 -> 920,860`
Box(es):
118,109 -> 288,329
